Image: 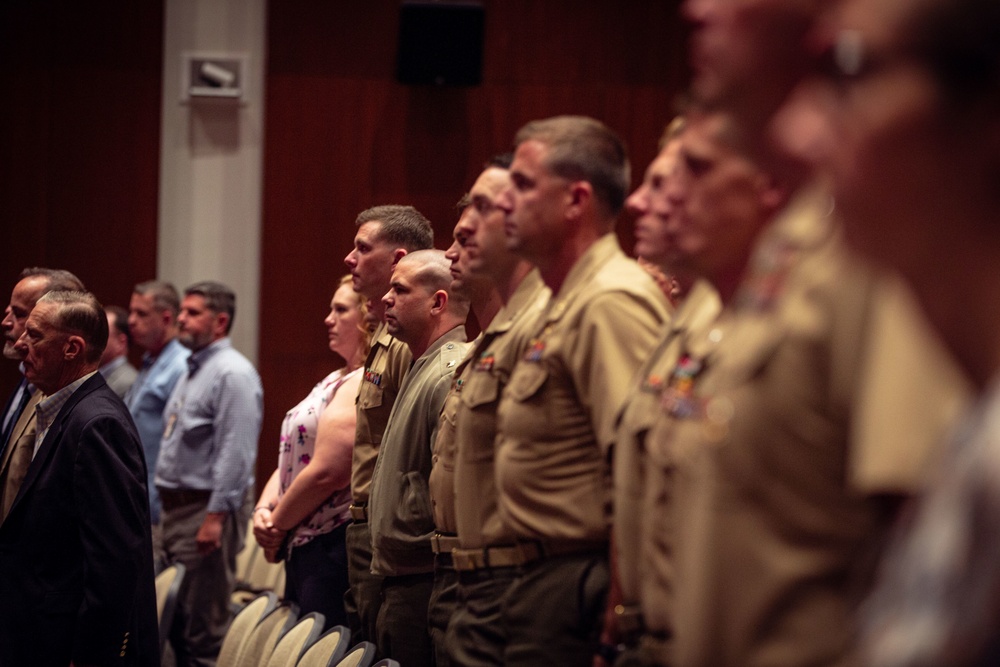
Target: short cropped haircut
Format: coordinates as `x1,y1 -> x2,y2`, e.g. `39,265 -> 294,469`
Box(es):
355,205 -> 434,251
20,267 -> 85,293
456,155 -> 513,213
455,192 -> 472,214
105,305 -> 131,345
659,116 -> 687,150
398,249 -> 470,318
134,280 -> 180,317
38,290 -> 108,364
398,249 -> 453,294
184,281 -> 237,334
486,152 -> 513,170
514,116 -> 630,218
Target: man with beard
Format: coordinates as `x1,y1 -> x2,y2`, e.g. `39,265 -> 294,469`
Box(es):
156,281 -> 263,667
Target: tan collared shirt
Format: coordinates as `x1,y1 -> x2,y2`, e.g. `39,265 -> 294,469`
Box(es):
496,234 -> 670,544
428,270 -> 550,547
351,322 -> 412,504
612,280 -> 721,635
654,188 -> 970,666
369,327 -> 469,576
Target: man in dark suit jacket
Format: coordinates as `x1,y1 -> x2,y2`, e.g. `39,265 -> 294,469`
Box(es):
0,290 -> 158,666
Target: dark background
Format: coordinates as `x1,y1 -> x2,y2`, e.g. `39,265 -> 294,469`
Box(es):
0,0 -> 689,486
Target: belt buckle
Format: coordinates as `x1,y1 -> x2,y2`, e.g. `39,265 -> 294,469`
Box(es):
452,550 -> 479,571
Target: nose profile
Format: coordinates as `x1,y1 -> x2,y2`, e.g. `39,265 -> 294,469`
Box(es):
494,187 -> 514,214
627,185 -> 649,217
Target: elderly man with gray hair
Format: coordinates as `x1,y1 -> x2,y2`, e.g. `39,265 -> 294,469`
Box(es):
0,289 -> 158,666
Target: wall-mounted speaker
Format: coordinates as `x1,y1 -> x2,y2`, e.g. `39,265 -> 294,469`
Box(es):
396,1 -> 484,86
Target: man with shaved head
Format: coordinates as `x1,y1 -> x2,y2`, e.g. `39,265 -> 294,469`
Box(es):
368,249 -> 471,666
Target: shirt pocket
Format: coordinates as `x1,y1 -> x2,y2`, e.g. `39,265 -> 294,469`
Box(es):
358,381 -> 384,411
459,373 -> 501,463
504,362 -> 549,404
461,372 -> 499,409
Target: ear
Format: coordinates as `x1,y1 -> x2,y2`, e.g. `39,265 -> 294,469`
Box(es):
214,311 -> 231,337
430,290 -> 448,315
392,248 -> 408,267
64,335 -> 85,361
566,181 -> 593,220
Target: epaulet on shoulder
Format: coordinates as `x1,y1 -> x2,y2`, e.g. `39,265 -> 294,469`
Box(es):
593,254 -> 662,294
438,341 -> 467,374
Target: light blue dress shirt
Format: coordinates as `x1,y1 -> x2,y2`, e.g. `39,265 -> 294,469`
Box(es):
124,337 -> 189,523
155,337 -> 263,514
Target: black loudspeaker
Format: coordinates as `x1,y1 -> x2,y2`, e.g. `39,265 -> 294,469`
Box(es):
396,1 -> 484,86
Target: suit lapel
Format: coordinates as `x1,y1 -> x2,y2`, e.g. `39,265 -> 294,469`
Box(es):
7,375 -> 105,520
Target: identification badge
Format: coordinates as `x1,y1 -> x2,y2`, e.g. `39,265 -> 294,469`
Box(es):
164,413 -> 177,439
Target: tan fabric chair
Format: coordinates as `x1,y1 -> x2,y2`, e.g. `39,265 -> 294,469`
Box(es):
238,602 -> 300,667
216,592 -> 278,667
262,612 -> 325,667
231,536 -> 286,609
154,563 -> 185,658
235,519 -> 258,581
329,642 -> 376,667
293,627 -> 352,667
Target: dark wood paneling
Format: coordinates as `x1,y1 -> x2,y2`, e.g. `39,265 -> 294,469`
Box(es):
259,0 -> 689,481
0,1 -> 163,396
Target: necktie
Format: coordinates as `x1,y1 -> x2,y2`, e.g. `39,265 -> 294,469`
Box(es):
0,391 -> 42,523
0,380 -> 30,451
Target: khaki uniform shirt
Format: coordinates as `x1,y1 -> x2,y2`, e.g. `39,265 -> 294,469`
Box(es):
443,271 -> 550,548
612,280 -> 721,635
369,327 -> 469,576
352,322 -> 412,504
652,188 -> 970,666
496,234 -> 671,544
427,339 -> 474,536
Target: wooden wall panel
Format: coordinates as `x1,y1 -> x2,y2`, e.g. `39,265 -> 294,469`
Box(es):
259,0 -> 689,480
0,2 -> 163,397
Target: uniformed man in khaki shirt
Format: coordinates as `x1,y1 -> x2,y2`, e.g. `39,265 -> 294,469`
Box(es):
342,204 -> 433,647
641,109 -> 968,666
427,159 -> 508,667
492,116 -> 671,666
602,120 -> 724,667
429,158 -> 551,667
